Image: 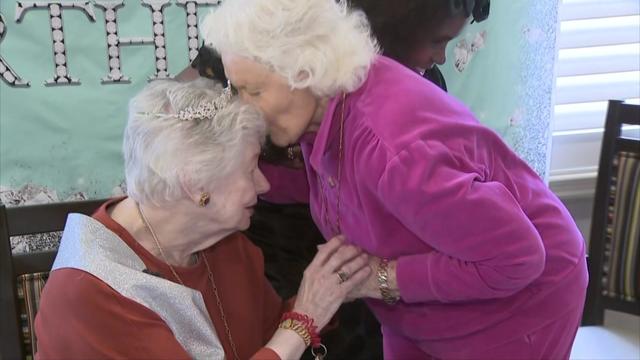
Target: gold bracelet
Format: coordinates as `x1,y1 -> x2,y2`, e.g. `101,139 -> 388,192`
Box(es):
278,319 -> 311,347
377,258 -> 400,305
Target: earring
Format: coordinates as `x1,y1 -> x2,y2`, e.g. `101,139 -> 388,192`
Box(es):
199,192 -> 210,207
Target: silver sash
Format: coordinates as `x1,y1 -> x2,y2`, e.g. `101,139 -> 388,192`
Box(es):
52,213 -> 225,359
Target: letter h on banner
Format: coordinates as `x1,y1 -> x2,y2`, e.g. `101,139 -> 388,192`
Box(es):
95,0 -> 171,84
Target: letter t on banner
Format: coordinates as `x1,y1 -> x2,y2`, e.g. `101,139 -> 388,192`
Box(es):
95,0 -> 171,84
176,1 -> 220,62
15,1 -> 96,86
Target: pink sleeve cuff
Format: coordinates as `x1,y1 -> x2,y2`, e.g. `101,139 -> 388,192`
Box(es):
396,253 -> 436,303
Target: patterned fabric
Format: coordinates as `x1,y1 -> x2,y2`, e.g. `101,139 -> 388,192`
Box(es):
442,1 -> 559,180
602,151 -> 640,301
17,272 -> 50,360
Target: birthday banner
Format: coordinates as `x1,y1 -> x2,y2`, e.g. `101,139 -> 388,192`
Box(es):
0,1 -> 558,252
1,1 -> 220,205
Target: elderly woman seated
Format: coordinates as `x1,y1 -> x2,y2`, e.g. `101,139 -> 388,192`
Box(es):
34,79 -> 370,360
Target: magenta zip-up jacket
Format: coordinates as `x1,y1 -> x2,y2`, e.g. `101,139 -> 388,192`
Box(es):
262,55 -> 587,358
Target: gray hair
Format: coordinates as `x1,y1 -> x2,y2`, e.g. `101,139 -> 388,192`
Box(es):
201,0 -> 379,97
123,78 -> 266,206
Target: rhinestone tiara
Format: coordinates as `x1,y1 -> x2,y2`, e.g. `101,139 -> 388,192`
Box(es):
139,81 -> 233,122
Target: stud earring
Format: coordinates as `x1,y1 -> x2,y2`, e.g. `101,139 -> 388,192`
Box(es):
199,192 -> 210,207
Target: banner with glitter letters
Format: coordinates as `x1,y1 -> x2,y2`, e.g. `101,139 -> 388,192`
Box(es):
1,0 -> 219,205
0,1 -> 558,253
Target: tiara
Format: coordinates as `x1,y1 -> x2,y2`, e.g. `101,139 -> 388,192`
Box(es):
139,81 -> 234,122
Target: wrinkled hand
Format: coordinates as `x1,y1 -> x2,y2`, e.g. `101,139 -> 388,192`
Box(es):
293,236 -> 370,329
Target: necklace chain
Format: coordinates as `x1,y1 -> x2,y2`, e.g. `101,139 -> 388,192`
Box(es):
319,93 -> 347,236
137,204 -> 184,284
136,204 -> 240,360
202,255 -> 240,360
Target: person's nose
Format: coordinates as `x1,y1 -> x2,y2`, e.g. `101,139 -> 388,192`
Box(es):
434,46 -> 447,65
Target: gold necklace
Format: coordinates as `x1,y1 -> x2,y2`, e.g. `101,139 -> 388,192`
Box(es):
202,255 -> 240,360
137,204 -> 185,284
136,204 -> 240,360
318,92 -> 347,236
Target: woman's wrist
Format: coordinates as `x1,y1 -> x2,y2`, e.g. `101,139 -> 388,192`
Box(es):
269,311 -> 325,360
279,318 -> 311,346
388,260 -> 399,293
265,328 -> 307,360
377,258 -> 401,304
279,311 -> 321,347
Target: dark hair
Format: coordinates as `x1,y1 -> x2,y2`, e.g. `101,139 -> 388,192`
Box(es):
191,46 -> 228,84
349,0 -> 453,63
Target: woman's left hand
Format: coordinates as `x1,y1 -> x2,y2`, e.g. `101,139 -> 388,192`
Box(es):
345,256 -> 399,301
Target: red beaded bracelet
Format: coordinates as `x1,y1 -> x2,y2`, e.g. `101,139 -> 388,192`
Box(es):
280,311 -> 322,348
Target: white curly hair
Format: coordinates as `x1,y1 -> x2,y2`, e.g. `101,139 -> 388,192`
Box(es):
201,0 -> 379,97
123,78 -> 266,206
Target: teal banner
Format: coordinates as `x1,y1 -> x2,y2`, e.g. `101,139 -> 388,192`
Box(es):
0,1 -> 559,252
1,1 -> 218,205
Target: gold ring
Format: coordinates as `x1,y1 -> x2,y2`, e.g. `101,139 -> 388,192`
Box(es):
337,270 -> 349,284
